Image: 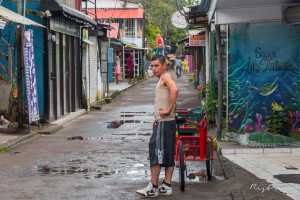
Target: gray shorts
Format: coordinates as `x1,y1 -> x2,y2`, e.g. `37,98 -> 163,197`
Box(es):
149,120 -> 176,167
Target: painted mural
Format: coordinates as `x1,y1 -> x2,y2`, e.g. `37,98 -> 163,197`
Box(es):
228,23 -> 300,133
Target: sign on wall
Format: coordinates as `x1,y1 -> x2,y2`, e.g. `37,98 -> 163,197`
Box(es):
189,34 -> 205,47
228,23 -> 300,132
23,30 -> 40,123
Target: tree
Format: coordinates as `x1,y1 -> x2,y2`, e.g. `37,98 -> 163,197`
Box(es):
138,0 -> 187,48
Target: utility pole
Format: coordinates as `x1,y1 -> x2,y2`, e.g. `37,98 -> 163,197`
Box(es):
215,25 -> 223,141
16,0 -> 26,128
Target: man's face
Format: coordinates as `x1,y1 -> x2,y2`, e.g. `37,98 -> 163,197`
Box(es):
151,59 -> 166,77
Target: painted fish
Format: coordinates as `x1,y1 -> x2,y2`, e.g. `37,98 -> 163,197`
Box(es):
248,78 -> 279,96
259,78 -> 279,96
272,102 -> 283,112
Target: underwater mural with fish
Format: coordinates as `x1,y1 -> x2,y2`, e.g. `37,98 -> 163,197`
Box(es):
228,22 -> 300,133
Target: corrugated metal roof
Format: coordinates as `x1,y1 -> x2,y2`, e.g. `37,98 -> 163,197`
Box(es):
41,0 -> 97,26
93,8 -> 144,19
0,6 -> 45,28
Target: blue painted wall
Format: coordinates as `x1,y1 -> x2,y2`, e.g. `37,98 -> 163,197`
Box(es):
228,22 -> 300,132
0,1 -> 45,118
108,47 -> 114,82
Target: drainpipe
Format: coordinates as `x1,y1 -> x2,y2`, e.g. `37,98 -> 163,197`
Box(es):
215,25 -> 223,141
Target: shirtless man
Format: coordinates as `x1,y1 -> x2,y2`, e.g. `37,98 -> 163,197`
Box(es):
136,55 -> 178,198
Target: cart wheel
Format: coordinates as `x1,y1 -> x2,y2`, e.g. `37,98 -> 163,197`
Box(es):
206,142 -> 213,181
179,140 -> 185,191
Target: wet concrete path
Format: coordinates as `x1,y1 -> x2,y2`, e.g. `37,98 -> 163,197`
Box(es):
0,75 -> 292,200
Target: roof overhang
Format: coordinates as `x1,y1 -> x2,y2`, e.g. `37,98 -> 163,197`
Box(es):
94,8 -> 144,19
208,0 -> 300,25
282,3 -> 300,25
41,0 -> 96,26
0,6 -> 45,28
186,0 -> 210,28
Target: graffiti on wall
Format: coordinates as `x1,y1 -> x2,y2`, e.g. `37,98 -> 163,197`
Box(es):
228,23 -> 300,132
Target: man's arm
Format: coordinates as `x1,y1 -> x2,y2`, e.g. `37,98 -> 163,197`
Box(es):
159,73 -> 178,117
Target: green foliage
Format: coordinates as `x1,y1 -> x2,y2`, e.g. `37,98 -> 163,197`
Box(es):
204,83 -> 217,125
145,22 -> 161,48
139,0 -> 187,47
266,108 -> 289,136
0,146 -> 10,153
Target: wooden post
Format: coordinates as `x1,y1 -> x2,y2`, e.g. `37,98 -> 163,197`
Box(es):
215,25 -> 223,141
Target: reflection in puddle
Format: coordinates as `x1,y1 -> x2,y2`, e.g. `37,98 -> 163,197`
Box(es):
112,133 -> 151,136
36,164 -> 116,179
35,156 -> 149,181
107,120 -> 151,129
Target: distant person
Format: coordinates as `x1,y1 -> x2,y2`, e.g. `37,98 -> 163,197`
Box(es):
175,57 -> 182,78
136,55 -> 178,198
114,51 -> 122,84
181,57 -> 189,73
126,53 -> 134,83
167,55 -> 177,81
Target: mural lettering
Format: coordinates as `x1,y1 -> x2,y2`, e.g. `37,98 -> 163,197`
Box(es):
246,47 -> 294,73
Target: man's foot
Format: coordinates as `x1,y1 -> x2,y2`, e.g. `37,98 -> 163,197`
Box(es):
158,181 -> 172,196
136,183 -> 159,198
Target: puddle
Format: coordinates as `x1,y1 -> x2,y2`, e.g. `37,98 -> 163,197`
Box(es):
120,114 -> 135,117
67,136 -> 84,141
284,165 -> 298,170
133,163 -> 145,168
120,111 -> 153,116
107,120 -> 151,129
123,120 -> 151,124
67,136 -> 103,141
274,174 -> 300,184
112,132 -> 151,136
36,164 -> 116,179
107,121 -> 123,129
35,155 -> 149,181
121,111 -> 147,114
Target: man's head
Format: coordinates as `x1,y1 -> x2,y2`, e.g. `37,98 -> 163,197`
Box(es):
151,55 -> 167,77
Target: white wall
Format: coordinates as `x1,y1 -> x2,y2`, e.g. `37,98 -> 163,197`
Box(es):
122,37 -> 143,48
83,0 -> 141,8
89,36 -> 100,104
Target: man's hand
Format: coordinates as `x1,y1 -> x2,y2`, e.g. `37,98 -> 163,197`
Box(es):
159,108 -> 171,118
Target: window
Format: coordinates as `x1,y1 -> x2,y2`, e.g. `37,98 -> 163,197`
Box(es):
122,19 -> 136,38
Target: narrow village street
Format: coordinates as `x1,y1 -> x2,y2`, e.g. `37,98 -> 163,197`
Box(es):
1,0 -> 300,200
0,75 -> 292,200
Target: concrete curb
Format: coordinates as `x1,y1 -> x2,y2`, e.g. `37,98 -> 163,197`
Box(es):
38,125 -> 64,135
2,131 -> 37,149
0,109 -> 87,149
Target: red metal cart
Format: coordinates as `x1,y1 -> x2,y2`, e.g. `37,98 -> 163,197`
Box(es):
175,109 -> 216,191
